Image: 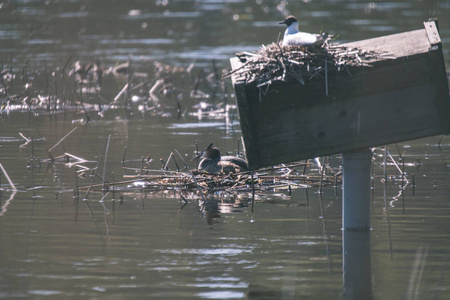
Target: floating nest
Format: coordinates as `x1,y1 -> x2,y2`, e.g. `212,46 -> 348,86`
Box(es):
127,162 -> 338,194
72,161 -> 341,198
224,42 -> 389,88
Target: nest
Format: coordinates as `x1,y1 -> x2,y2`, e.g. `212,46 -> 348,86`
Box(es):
224,42 -> 389,88
73,162 -> 341,198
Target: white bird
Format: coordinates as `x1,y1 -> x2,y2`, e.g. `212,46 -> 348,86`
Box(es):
279,15 -> 327,47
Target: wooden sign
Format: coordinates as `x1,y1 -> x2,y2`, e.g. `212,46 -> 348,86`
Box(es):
230,20 -> 450,169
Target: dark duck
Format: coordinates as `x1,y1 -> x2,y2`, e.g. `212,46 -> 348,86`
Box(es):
193,144 -> 249,174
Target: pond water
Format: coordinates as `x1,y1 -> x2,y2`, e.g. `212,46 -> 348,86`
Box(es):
1,1 -> 450,299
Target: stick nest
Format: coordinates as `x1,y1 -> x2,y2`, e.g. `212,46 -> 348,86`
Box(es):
224,42 -> 388,87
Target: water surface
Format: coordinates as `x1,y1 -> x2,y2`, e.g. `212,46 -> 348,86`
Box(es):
1,1 -> 450,299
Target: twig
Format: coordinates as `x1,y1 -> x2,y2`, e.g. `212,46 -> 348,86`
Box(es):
99,191 -> 110,214
122,146 -> 127,168
174,149 -> 189,169
113,83 -> 129,102
0,163 -> 18,191
0,191 -> 17,217
48,126 -> 78,153
192,68 -> 203,95
163,152 -> 174,171
102,135 -> 111,191
64,152 -> 88,163
19,132 -> 31,143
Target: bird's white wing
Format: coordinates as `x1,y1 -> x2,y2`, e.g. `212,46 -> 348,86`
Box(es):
282,32 -> 318,46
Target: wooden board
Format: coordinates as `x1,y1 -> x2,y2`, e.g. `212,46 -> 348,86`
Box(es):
231,20 -> 450,169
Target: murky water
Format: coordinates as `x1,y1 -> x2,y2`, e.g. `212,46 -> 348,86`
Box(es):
1,1 -> 450,299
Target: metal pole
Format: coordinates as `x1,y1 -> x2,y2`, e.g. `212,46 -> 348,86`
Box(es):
342,149 -> 372,230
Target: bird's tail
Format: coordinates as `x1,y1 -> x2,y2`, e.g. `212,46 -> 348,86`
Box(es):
314,33 -> 333,47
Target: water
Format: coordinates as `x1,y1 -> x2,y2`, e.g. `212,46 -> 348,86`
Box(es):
1,1 -> 450,299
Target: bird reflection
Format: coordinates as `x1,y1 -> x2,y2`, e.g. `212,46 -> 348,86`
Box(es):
200,194 -> 249,225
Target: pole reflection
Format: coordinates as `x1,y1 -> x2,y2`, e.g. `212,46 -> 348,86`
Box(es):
342,229 -> 373,300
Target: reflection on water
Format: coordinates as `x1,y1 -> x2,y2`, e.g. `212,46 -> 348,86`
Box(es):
1,115 -> 450,294
2,143 -> 450,299
343,230 -> 372,300
1,0 -> 450,299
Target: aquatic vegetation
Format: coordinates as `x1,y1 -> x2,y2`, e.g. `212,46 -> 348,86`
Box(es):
0,57 -> 236,121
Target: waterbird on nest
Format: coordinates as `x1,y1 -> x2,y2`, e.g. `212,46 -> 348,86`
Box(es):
279,15 -> 329,47
192,144 -> 249,174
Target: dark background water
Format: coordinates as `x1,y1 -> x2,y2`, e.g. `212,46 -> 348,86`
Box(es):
1,1 -> 450,299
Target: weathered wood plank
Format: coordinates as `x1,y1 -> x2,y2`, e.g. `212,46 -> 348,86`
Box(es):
230,20 -> 450,169
252,84 -> 442,167
343,29 -> 429,59
424,20 -> 441,45
428,44 -> 450,132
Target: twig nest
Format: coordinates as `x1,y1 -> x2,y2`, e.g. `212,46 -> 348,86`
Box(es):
224,42 -> 388,87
